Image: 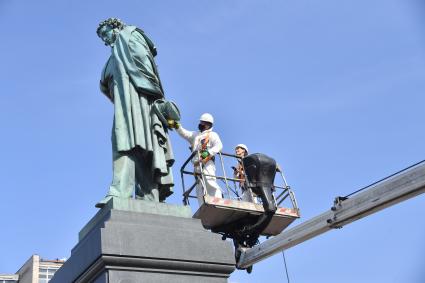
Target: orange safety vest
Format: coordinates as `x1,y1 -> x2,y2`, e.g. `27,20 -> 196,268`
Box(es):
234,161 -> 246,183
195,132 -> 213,166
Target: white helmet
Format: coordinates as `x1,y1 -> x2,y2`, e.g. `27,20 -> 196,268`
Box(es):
235,144 -> 249,153
199,113 -> 214,124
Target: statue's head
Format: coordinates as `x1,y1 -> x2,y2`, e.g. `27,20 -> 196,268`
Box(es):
97,18 -> 125,46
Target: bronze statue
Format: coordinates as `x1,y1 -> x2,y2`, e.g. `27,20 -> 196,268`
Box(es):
95,18 -> 174,207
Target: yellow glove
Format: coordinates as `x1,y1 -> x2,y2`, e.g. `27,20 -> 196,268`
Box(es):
167,120 -> 180,129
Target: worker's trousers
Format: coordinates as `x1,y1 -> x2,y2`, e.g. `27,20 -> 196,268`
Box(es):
195,160 -> 222,206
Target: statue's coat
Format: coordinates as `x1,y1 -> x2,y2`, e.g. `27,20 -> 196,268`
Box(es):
100,26 -> 173,200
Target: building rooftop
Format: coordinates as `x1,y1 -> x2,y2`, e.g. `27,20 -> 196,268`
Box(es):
1,255 -> 65,283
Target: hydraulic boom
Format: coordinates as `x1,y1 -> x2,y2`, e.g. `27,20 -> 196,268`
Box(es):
238,162 -> 425,269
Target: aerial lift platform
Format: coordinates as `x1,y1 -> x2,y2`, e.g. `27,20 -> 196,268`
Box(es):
181,149 -> 425,274
180,151 -> 299,259
193,195 -> 299,236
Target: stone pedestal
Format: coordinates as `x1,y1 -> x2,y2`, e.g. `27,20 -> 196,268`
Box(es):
51,198 -> 235,283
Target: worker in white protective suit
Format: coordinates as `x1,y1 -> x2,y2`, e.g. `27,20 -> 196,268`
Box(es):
172,113 -> 223,205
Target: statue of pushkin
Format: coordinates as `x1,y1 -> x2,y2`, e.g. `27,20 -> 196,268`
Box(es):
95,18 -> 174,208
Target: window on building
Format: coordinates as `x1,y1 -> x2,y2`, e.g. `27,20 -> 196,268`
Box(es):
39,266 -> 59,283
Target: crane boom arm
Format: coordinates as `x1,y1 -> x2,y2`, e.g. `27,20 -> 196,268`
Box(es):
238,162 -> 425,268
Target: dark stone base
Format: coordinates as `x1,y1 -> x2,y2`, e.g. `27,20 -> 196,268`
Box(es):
51,201 -> 235,283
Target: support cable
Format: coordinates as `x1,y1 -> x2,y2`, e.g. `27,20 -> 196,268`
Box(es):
282,251 -> 290,283
343,159 -> 425,198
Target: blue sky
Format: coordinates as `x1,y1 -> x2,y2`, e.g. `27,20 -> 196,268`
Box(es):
1,1 -> 424,282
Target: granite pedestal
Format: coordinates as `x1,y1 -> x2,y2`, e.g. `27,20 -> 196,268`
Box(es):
51,198 -> 236,283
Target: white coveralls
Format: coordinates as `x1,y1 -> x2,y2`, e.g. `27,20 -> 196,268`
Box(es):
176,126 -> 223,205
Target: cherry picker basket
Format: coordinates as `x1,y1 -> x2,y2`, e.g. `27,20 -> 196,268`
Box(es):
180,151 -> 300,237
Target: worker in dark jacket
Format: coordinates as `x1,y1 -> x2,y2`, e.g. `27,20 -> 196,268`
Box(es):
233,144 -> 257,203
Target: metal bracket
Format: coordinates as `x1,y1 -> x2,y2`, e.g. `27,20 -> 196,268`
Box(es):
331,196 -> 348,211
327,196 -> 349,229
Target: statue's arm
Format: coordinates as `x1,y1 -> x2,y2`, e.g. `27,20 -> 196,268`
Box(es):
127,31 -> 164,98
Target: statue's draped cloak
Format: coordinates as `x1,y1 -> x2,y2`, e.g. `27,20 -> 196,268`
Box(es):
100,26 -> 173,200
